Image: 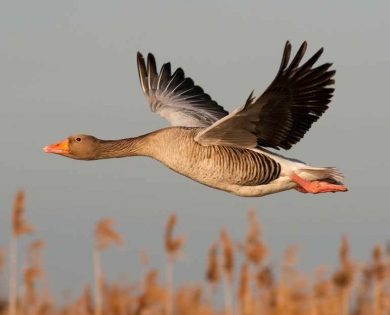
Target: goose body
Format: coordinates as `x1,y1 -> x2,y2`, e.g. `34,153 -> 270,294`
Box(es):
132,127 -> 284,197
44,41 -> 347,197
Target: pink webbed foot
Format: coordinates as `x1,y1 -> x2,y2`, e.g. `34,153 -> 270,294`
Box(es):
290,173 -> 348,194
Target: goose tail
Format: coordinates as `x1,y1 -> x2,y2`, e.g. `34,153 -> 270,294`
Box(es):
298,166 -> 344,185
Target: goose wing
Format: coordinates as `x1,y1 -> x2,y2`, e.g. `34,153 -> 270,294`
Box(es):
137,53 -> 229,127
195,41 -> 335,150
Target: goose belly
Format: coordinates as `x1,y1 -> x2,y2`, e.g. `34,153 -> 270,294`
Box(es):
155,141 -> 282,189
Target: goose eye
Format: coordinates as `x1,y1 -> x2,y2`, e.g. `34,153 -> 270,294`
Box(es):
75,137 -> 82,142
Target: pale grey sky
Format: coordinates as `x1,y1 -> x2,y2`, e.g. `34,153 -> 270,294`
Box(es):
1,0 -> 390,300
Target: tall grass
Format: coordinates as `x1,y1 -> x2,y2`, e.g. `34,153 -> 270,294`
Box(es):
0,191 -> 390,314
9,190 -> 34,315
93,218 -> 123,315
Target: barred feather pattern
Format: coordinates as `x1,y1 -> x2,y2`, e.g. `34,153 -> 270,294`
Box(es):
152,128 -> 281,186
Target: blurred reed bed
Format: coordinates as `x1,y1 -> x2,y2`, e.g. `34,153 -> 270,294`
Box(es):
0,191 -> 390,314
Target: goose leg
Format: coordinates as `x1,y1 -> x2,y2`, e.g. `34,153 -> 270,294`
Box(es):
290,173 -> 348,194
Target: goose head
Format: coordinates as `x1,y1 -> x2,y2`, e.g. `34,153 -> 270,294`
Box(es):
43,134 -> 101,160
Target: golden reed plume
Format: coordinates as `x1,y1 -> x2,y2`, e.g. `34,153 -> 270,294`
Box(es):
206,242 -> 219,285
94,218 -> 124,250
164,212 -> 185,256
239,209 -> 268,265
12,189 -> 34,237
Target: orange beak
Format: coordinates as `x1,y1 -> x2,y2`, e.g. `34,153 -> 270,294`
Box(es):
43,139 -> 70,154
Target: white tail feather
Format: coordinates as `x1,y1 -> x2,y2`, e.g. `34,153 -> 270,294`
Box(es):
298,167 -> 344,184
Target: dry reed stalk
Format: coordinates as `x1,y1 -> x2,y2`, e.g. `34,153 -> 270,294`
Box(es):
275,246 -> 294,312
23,267 -> 43,306
255,265 -> 274,313
237,262 -> 253,315
29,240 -> 50,313
136,270 -> 167,314
282,246 -> 298,279
139,249 -> 149,292
175,285 -> 204,315
0,248 -> 4,312
9,189 -> 34,315
93,251 -> 102,315
371,245 -> 387,315
27,240 -> 44,266
18,281 -> 26,315
354,267 -> 372,315
22,239 -> 45,314
332,235 -> 353,315
205,242 -> 219,304
256,265 -> 274,291
93,218 -> 123,315
104,281 -> 133,315
36,276 -> 52,315
220,228 -> 234,315
312,265 -> 331,315
83,283 -> 94,314
164,212 -> 185,315
69,283 -> 93,315
0,248 -> 4,274
30,299 -> 52,315
246,209 -> 258,241
238,209 -> 268,266
239,209 -> 268,314
0,247 -> 4,296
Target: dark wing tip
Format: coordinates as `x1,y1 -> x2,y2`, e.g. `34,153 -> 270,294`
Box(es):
299,41 -> 308,53
301,47 -> 325,71
279,41 -> 292,74
137,52 -> 148,94
137,52 -> 145,69
284,41 -> 309,75
172,67 -> 185,78
311,47 -> 325,63
147,53 -> 157,71
147,53 -> 158,90
147,52 -> 156,62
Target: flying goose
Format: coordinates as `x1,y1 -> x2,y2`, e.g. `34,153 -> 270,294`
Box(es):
44,41 -> 347,197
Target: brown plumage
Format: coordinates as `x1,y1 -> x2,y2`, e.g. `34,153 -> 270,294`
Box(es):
44,41 -> 347,197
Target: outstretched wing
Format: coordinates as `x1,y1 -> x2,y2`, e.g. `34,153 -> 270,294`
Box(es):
195,41 -> 335,150
137,53 -> 229,127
